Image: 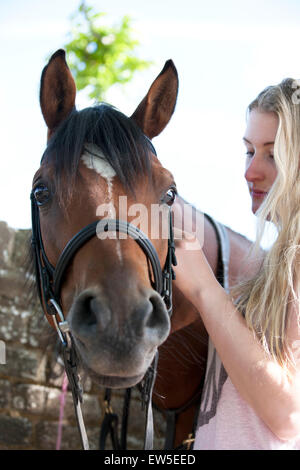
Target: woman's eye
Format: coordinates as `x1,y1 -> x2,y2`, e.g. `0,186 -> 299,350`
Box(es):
245,151 -> 254,158
164,188 -> 177,206
34,185 -> 50,206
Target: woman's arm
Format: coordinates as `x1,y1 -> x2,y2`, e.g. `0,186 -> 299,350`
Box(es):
174,235 -> 300,441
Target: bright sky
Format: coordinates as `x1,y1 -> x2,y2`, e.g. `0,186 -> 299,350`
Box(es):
1,0 -> 300,248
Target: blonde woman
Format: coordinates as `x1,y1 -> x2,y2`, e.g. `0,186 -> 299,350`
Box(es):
174,79 -> 300,449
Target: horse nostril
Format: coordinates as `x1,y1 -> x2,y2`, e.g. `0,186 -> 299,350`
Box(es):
144,293 -> 170,339
85,295 -> 112,330
70,292 -> 112,336
144,297 -> 158,330
85,297 -> 98,326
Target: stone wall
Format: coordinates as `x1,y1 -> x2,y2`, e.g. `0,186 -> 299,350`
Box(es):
0,222 -> 165,450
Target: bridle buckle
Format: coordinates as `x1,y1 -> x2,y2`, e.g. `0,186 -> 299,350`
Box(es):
49,298 -> 71,347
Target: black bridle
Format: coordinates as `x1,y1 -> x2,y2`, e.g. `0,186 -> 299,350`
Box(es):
30,179 -> 177,450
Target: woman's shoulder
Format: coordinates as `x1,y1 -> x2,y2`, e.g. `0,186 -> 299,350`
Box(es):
224,226 -> 265,288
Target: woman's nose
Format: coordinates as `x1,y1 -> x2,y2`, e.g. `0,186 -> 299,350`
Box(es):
244,154 -> 265,183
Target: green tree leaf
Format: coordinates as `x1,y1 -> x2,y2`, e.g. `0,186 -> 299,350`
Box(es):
64,1 -> 152,101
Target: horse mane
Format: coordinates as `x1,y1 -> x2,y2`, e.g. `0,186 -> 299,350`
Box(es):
41,103 -> 153,201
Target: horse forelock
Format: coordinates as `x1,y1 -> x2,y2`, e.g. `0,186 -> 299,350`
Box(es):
40,103 -> 153,202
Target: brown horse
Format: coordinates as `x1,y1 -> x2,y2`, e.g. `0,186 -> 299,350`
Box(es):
31,50 -> 259,449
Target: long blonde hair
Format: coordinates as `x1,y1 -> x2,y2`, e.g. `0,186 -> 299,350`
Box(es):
232,79 -> 300,371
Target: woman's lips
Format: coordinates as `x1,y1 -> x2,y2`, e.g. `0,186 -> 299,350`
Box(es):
251,190 -> 267,198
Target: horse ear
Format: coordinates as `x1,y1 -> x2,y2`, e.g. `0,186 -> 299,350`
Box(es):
131,60 -> 178,139
40,49 -> 76,138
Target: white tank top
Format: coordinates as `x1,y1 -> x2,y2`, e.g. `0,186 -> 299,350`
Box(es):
194,342 -> 300,450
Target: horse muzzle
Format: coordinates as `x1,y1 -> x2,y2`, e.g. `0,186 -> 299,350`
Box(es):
67,287 -> 170,385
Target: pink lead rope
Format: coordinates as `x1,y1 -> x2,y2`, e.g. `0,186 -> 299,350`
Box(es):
56,371 -> 68,450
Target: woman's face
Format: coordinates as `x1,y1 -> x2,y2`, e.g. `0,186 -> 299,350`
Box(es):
243,109 -> 278,214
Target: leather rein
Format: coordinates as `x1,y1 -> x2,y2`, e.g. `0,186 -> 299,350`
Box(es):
30,173 -> 177,450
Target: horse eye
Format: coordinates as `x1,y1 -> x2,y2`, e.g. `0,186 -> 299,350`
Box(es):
34,185 -> 50,206
164,188 -> 177,206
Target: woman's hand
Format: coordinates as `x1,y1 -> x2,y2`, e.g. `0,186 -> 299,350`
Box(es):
173,228 -> 221,311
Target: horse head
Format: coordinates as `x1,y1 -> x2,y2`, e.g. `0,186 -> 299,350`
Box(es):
32,50 -> 179,389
